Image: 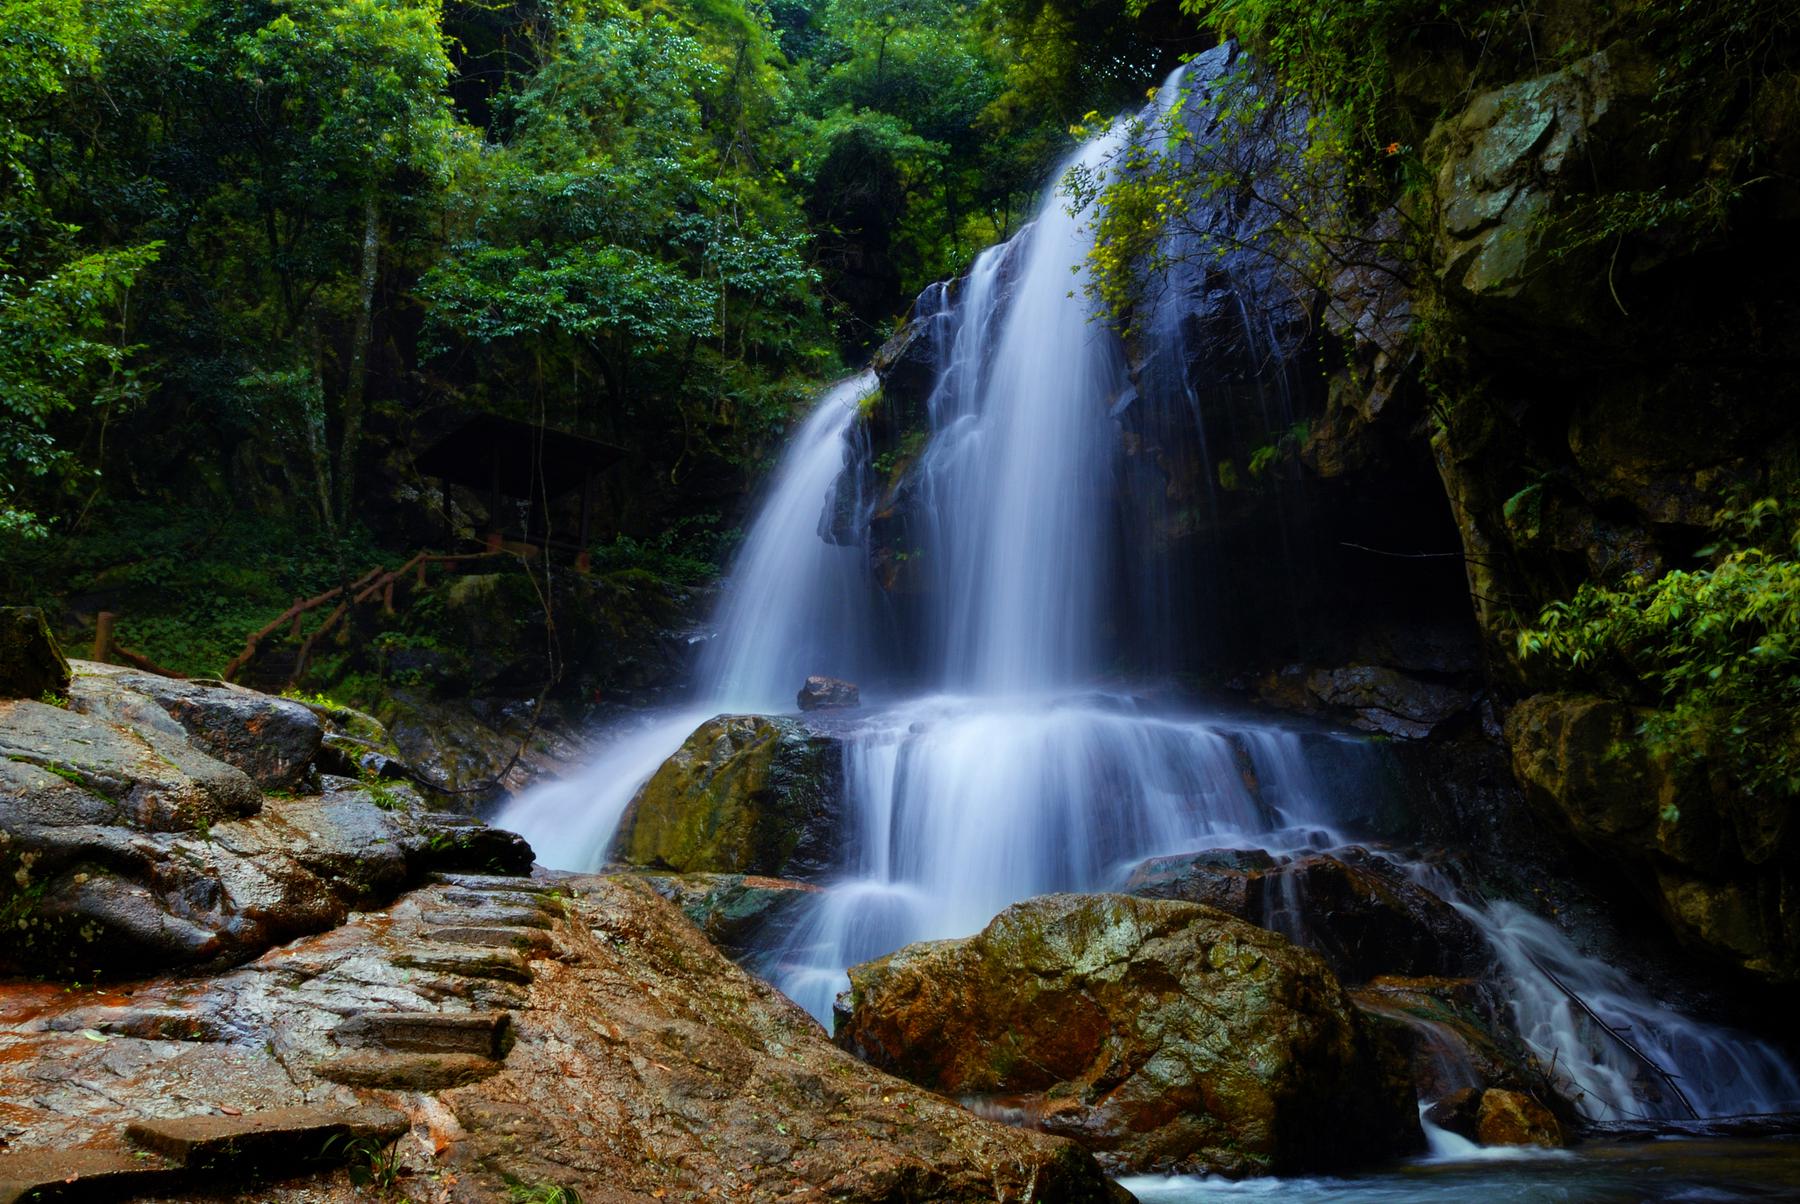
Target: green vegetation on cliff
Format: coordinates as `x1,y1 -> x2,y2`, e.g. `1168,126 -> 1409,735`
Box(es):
1524,495 -> 1800,804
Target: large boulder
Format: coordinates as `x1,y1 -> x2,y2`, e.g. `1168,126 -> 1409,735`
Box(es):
69,661 -> 321,791
1123,846 -> 1487,983
0,875 -> 1122,1203
0,607 -> 71,701
836,892 -> 1421,1176
615,714 -> 843,879
0,666 -> 532,978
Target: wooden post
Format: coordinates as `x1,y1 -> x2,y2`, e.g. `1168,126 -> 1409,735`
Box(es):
486,455 -> 502,551
92,612 -> 115,663
578,469 -> 594,555
416,559 -> 428,588
289,597 -> 304,637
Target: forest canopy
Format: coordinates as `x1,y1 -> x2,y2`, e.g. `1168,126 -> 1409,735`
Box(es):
0,0 -> 1201,554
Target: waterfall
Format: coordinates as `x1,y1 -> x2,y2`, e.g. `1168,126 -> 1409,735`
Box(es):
921,129 -> 1131,691
494,370 -> 879,858
500,56 -> 1800,1128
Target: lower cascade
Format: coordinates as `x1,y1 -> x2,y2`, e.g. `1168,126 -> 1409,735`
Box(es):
498,51 -> 1800,1175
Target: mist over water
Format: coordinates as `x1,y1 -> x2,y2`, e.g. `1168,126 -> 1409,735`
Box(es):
499,59 -> 1799,1129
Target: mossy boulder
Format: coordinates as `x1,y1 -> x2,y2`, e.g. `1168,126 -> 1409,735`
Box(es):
615,714 -> 844,879
1507,692 -> 1800,981
0,607 -> 71,701
835,892 -> 1421,1176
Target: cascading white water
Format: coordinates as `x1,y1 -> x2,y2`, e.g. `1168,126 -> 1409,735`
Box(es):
495,371 -> 879,858
921,130 -> 1132,691
502,58 -> 1800,1130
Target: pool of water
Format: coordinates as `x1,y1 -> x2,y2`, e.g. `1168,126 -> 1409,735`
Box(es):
1120,1138 -> 1800,1202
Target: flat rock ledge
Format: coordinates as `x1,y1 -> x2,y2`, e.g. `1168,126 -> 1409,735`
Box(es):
0,872 -> 1122,1203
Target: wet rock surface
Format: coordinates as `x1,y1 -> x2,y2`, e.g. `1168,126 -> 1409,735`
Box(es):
0,873 -> 1118,1203
1508,692 -> 1800,983
69,662 -> 322,791
638,870 -> 822,961
1305,666 -> 1474,740
616,713 -> 844,879
836,892 -> 1421,1176
796,674 -> 860,711
1351,975 -> 1541,1106
1123,846 -> 1488,983
0,661 -> 530,979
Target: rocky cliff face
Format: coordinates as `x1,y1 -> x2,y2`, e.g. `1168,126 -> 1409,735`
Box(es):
1319,27 -> 1800,984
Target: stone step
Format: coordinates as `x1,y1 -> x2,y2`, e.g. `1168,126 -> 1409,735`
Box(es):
46,1005 -> 228,1043
315,1051 -> 505,1090
125,1103 -> 407,1173
422,925 -> 555,955
422,905 -> 554,930
441,888 -> 557,912
394,945 -> 533,984
432,872 -> 550,893
332,1009 -> 513,1057
0,1148 -> 182,1203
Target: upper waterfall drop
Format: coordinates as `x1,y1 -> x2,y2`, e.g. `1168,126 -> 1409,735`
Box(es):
918,128 -> 1134,693
695,370 -> 881,712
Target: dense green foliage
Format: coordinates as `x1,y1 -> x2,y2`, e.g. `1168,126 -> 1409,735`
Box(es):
0,0 -> 1197,684
1522,497 -> 1800,802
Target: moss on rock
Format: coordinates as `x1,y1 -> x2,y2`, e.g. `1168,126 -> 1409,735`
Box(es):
615,714 -> 844,879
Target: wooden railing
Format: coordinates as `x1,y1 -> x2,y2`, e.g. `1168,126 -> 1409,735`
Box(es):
221,549 -> 504,687
89,547 -> 506,687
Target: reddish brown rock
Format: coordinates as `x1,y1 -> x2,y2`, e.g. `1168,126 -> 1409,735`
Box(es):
837,892 -> 1421,1176
0,875 -> 1119,1203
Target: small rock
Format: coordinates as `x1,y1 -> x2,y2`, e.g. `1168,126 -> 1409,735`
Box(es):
0,607 -> 70,701
797,674 -> 860,711
1476,1088 -> 1564,1147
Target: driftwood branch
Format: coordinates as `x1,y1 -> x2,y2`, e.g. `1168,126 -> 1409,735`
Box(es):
1527,952 -> 1700,1121
221,549 -> 504,684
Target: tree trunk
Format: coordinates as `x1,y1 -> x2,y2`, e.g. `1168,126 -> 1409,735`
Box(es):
335,194 -> 380,526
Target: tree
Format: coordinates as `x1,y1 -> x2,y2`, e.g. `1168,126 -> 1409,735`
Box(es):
0,0 -> 159,535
